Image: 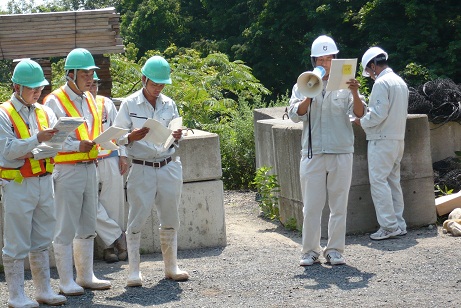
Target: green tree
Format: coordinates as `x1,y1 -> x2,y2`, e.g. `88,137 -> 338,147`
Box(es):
354,0 -> 461,86
119,0 -> 200,58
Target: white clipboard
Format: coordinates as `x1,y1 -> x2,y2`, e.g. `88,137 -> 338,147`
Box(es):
326,59 -> 357,91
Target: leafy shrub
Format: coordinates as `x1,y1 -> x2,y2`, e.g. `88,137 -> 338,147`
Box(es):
252,166 -> 280,220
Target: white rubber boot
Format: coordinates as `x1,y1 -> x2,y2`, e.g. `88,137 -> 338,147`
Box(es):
53,243 -> 84,296
159,228 -> 190,281
29,250 -> 67,306
2,255 -> 39,308
73,238 -> 111,290
126,232 -> 142,287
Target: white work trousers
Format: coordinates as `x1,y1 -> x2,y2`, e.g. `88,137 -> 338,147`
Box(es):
53,163 -> 98,245
368,139 -> 406,231
300,153 -> 352,255
1,175 -> 55,259
126,159 -> 182,234
96,156 -> 125,247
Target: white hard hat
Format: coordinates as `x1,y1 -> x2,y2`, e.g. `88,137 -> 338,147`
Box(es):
361,47 -> 388,77
310,35 -> 339,57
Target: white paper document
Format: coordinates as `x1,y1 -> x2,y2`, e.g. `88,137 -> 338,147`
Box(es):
45,117 -> 85,148
326,59 -> 358,91
93,126 -> 129,150
142,117 -> 183,150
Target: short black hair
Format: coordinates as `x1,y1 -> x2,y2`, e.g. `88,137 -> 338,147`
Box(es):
367,54 -> 387,68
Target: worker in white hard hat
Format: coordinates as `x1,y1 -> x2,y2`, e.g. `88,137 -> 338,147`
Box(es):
356,46 -> 409,240
287,35 -> 366,266
90,72 -> 128,263
44,48 -> 111,295
113,55 -> 189,286
0,59 -> 66,307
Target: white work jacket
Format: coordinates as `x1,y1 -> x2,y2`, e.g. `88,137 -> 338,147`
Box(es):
360,68 -> 409,140
113,89 -> 180,161
288,83 -> 365,156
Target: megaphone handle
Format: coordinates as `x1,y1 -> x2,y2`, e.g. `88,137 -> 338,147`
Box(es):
307,76 -> 317,87
307,108 -> 313,159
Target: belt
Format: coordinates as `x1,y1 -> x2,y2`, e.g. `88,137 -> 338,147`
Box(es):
37,172 -> 51,177
132,157 -> 171,168
75,160 -> 96,165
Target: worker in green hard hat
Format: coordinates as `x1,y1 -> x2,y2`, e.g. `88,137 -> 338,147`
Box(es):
113,55 -> 189,287
0,59 -> 65,307
44,48 -> 111,295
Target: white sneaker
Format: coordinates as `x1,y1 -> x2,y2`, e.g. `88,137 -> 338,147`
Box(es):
398,227 -> 407,236
299,252 -> 320,266
325,250 -> 346,265
370,228 -> 401,240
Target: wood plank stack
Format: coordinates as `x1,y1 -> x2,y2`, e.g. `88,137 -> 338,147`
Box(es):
0,7 -> 125,60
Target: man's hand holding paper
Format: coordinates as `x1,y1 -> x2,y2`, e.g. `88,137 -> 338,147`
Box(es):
326,59 -> 358,91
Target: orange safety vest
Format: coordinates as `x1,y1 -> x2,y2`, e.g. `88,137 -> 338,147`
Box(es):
51,87 -> 101,164
95,95 -> 114,158
0,101 -> 54,183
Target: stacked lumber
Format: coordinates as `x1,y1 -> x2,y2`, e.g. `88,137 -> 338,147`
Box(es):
435,191 -> 461,216
0,7 -> 124,60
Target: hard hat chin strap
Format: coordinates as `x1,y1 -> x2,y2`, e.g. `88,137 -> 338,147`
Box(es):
14,85 -> 32,105
66,69 -> 85,95
142,77 -> 157,98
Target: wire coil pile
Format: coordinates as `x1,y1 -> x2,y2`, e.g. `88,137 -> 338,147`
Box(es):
408,78 -> 461,125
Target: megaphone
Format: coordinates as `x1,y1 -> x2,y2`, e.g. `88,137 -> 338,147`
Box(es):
296,66 -> 326,98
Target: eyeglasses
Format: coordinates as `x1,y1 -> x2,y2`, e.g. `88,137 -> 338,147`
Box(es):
24,86 -> 45,92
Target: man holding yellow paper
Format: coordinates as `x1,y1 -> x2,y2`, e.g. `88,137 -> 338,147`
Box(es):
288,35 -> 365,267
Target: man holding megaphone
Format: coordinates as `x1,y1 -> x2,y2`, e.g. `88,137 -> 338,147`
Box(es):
287,35 -> 365,267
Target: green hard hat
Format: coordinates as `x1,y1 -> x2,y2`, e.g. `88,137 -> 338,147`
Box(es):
141,56 -> 172,84
93,71 -> 100,80
11,59 -> 49,88
64,48 -> 99,70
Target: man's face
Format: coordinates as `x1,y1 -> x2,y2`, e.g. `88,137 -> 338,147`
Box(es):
365,64 -> 377,81
16,84 -> 44,105
73,69 -> 95,91
143,76 -> 165,98
89,80 -> 99,97
315,55 -> 334,79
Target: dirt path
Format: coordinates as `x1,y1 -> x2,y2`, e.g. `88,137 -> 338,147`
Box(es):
1,190 -> 460,307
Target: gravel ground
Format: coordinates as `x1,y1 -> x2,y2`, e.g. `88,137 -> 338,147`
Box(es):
1,190 -> 461,307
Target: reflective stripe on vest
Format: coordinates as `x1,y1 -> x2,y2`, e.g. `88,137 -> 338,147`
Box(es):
95,95 -> 113,158
0,101 -> 53,182
51,87 -> 101,163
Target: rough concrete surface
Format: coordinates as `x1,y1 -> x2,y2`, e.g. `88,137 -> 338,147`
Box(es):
1,190 -> 460,307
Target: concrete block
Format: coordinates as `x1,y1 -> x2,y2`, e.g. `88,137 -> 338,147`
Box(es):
147,180 -> 226,252
271,123 -> 302,202
174,129 -> 222,182
254,107 -> 437,235
429,121 -> 461,162
254,118 -> 300,172
177,180 -> 226,250
280,176 -> 436,236
254,107 -> 287,123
